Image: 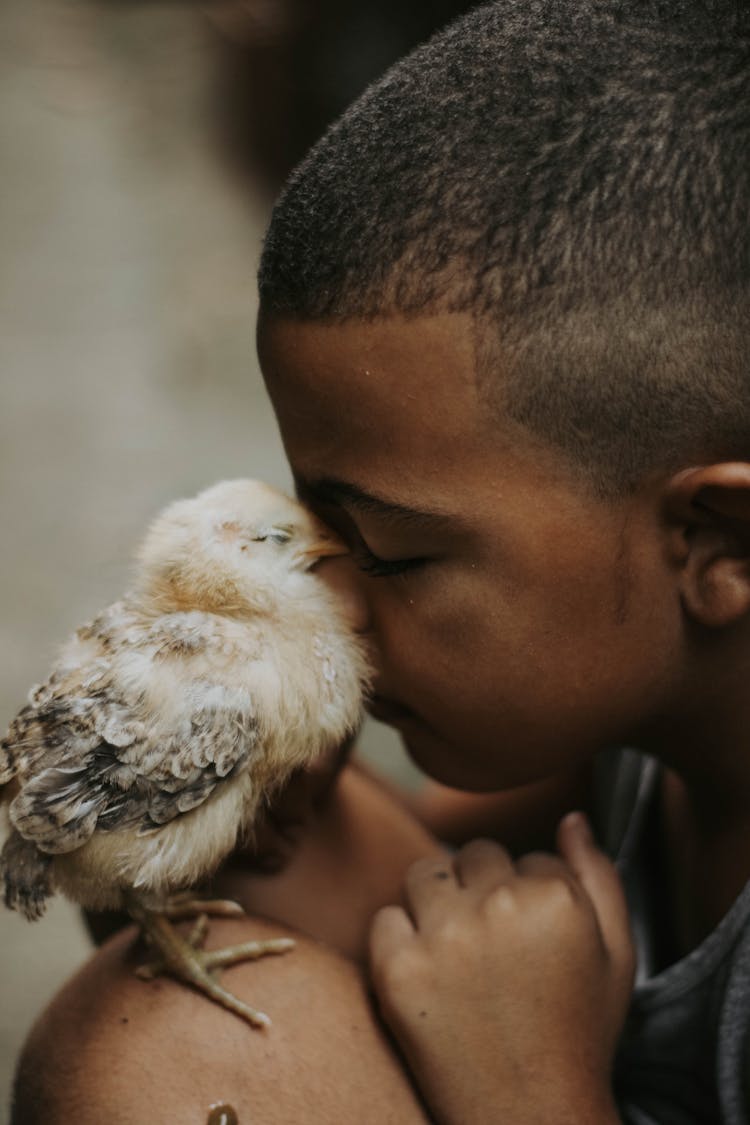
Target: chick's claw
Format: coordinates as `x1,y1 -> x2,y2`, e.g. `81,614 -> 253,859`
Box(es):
163,894 -> 246,921
131,902 -> 295,1029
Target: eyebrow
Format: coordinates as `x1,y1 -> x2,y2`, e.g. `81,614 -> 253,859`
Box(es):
297,476 -> 461,531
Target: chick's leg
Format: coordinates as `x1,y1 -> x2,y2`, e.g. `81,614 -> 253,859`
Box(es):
127,897 -> 294,1028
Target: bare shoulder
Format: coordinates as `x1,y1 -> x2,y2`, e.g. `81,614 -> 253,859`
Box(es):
12,916 -> 430,1125
13,765 -> 438,1123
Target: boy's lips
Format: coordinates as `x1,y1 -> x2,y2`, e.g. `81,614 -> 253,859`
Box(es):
367,694 -> 417,725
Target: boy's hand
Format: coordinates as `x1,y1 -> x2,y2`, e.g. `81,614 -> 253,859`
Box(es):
369,813 -> 634,1125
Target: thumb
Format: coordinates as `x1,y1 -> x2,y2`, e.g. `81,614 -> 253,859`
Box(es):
557,812 -> 635,980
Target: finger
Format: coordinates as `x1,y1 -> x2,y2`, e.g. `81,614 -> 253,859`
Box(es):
557,812 -> 635,977
369,904 -> 416,970
515,849 -> 583,892
403,855 -> 459,925
453,837 -> 515,895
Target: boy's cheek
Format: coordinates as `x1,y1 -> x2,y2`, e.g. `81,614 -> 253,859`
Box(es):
370,594 -> 476,704
368,604 -> 513,748
369,605 -> 627,790
372,570 -> 535,704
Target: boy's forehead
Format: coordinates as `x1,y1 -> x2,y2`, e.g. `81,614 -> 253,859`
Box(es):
259,310 -> 604,531
259,311 -> 481,444
258,310 -> 580,530
258,311 -> 492,506
256,308 -> 499,517
259,310 -> 477,392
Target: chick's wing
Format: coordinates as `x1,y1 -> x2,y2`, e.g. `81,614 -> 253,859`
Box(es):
3,602 -> 259,855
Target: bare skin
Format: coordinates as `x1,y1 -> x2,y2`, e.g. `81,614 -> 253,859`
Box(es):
13,767 -> 439,1125
13,765 -> 618,1125
259,311 -> 750,1122
15,309 -> 750,1123
371,820 -> 632,1125
15,921 -> 426,1125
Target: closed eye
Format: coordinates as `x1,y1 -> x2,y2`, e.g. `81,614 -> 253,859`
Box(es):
352,542 -> 428,578
294,486 -> 429,579
252,526 -> 293,545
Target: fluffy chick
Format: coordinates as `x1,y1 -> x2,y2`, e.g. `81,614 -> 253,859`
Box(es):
0,480 -> 371,1026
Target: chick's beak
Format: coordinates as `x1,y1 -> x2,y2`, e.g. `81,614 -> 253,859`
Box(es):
296,533 -> 348,570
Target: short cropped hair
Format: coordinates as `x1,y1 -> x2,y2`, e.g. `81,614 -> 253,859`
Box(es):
259,0 -> 750,494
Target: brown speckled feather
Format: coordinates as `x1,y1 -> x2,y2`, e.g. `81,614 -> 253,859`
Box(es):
1,480 -> 370,920
3,600 -> 259,854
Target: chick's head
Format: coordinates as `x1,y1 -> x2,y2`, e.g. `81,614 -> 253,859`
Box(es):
135,480 -> 345,617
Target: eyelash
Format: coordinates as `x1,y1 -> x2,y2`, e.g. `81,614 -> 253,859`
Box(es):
352,543 -> 427,579
298,494 -> 427,580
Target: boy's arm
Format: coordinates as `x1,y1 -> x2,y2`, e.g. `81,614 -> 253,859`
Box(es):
369,813 -> 634,1125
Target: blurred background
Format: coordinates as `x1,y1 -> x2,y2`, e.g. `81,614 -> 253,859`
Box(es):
0,0 -> 478,1116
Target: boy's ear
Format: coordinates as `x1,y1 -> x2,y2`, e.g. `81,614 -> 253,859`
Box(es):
664,463 -> 750,628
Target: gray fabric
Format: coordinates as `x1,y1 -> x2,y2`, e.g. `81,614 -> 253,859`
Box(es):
597,750 -> 750,1125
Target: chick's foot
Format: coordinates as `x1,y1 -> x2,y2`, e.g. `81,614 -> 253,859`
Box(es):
162,892 -> 247,920
128,899 -> 295,1028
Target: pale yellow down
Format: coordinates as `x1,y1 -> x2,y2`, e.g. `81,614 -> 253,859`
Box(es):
1,480 -> 371,915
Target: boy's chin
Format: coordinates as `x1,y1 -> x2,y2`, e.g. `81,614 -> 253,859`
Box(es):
370,697 -> 562,792
398,721 -> 513,794
400,718 -> 574,794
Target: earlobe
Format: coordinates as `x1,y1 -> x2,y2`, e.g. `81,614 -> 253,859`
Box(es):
682,556 -> 750,628
664,463 -> 750,629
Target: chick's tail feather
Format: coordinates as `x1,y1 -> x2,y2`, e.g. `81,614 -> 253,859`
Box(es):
0,830 -> 52,920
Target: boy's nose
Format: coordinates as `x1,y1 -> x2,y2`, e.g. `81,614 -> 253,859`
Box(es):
315,555 -> 371,634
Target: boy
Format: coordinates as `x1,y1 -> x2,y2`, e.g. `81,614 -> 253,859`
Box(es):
12,2 -> 750,1122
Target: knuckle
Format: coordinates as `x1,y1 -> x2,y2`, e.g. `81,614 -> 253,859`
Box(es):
378,944 -> 428,995
460,837 -> 509,863
481,883 -> 517,921
430,914 -> 472,953
370,903 -> 401,944
547,871 -> 580,907
515,850 -> 556,875
538,879 -> 589,934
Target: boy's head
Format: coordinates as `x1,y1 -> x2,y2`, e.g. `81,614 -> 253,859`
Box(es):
257,2 -> 750,789
260,0 -> 749,497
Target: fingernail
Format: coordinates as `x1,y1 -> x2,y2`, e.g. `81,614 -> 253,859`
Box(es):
562,811 -> 593,842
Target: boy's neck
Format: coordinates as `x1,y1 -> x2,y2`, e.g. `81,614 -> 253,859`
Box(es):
661,765 -> 750,955
649,642 -> 750,952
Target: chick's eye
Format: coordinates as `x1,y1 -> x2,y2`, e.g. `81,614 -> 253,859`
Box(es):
252,527 -> 292,545
267,530 -> 292,545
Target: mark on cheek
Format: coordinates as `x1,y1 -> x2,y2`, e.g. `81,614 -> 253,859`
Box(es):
613,521 -> 633,626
